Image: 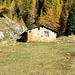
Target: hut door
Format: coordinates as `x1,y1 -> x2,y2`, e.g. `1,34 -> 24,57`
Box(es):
17,32 -> 28,42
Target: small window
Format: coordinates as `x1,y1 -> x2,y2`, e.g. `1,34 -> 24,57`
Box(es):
44,31 -> 49,37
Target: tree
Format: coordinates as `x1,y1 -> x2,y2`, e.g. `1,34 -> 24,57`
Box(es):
66,0 -> 75,35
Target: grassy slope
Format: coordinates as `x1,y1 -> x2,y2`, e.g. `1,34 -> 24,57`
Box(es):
0,41 -> 75,75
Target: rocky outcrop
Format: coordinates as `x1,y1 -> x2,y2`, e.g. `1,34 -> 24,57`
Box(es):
0,17 -> 28,41
5,16 -> 28,35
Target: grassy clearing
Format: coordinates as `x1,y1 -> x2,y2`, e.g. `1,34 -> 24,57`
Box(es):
0,40 -> 75,75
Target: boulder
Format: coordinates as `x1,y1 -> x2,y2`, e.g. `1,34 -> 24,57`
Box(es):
0,16 -> 28,41
0,32 -> 4,40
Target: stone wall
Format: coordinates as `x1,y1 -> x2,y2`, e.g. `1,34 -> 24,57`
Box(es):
28,26 -> 57,42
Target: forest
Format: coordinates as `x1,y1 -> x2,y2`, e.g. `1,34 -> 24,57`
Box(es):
0,0 -> 74,36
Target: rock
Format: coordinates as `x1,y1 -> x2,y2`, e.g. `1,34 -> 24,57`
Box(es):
5,16 -> 28,35
0,32 -> 4,40
0,17 -> 28,42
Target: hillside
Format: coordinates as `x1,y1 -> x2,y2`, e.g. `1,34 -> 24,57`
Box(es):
0,0 -> 73,35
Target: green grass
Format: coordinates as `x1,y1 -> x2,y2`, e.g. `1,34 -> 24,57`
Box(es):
0,41 -> 75,75
0,18 -> 6,28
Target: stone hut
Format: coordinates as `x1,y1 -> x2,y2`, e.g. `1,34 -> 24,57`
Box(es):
28,25 -> 57,42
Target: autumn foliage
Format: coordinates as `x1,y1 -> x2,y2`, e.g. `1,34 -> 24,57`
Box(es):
0,0 -> 73,35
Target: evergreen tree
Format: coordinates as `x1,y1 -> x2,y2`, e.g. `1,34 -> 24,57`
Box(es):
66,0 -> 75,35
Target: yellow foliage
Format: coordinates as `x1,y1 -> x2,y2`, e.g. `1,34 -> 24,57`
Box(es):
38,8 -> 59,31
29,0 -> 36,24
19,18 -> 25,26
45,9 -> 59,30
0,6 -> 9,14
13,16 -> 19,22
0,0 -> 72,34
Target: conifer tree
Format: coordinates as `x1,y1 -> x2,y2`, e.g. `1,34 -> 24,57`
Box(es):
66,0 -> 75,35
